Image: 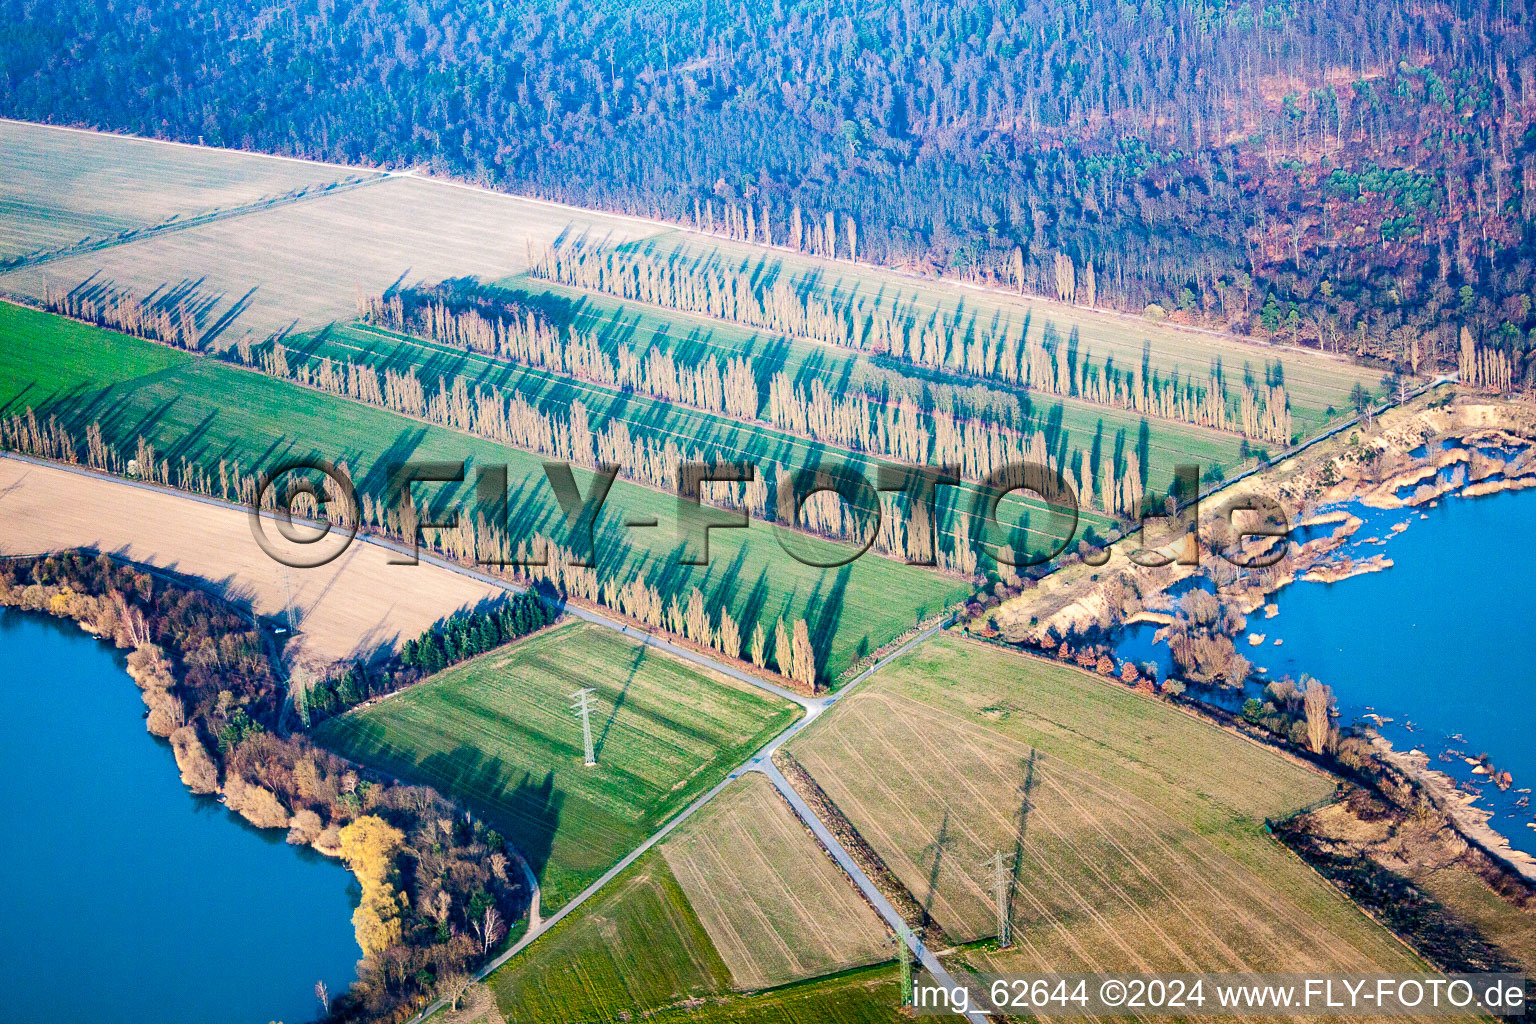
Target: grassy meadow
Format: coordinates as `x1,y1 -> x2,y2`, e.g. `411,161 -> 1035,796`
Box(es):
660,772 -> 891,990
486,849 -> 732,1021
786,634 -> 1430,978
0,302 -> 969,679
314,622 -> 798,909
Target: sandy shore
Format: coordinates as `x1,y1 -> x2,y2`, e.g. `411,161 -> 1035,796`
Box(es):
1372,737 -> 1536,885
0,457 -> 501,666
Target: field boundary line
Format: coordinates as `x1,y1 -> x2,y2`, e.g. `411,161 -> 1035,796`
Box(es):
0,169 -> 396,274
953,632 -> 1342,788
1258,825 -> 1440,975
439,279 -> 1274,465
400,169 -> 1366,375
330,618 -> 571,718
752,759 -> 992,1024
339,321 -> 1118,539
0,447 -> 840,1023
1,117 -> 391,174
0,294 -> 1007,575
0,448 -> 816,702
402,617 -> 956,1022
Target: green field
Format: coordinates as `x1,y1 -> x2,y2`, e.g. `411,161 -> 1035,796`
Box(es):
0,301 -> 969,679
482,847 -> 904,1024
487,849 -> 732,1021
787,634 -> 1429,978
313,622 -> 799,908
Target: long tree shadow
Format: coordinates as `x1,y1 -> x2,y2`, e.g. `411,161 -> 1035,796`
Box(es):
921,809 -> 954,922
1007,748 -> 1039,929
810,563 -> 852,673
593,644 -> 645,760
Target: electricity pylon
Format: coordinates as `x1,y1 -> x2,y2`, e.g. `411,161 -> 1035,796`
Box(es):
282,569 -> 297,634
986,850 -> 1012,948
894,922 -> 914,1006
570,688 -> 597,766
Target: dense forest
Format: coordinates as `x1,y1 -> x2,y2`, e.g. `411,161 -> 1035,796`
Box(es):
5,0 -> 1536,381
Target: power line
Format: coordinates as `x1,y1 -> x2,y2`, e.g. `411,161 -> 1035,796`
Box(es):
570,688 -> 597,766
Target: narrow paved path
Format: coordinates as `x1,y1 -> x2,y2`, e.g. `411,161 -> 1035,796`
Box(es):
417,618 -> 974,1022
14,374 -> 1455,1021
752,761 -> 991,1024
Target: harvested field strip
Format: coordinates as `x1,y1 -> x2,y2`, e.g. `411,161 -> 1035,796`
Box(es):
788,636 -> 1430,989
0,456 -> 503,666
0,119 -> 374,261
626,232 -> 1381,430
483,845 -> 905,1024
897,704 -> 1385,974
661,772 -> 891,990
0,303 -> 969,680
828,685 -> 1393,967
0,170 -> 667,342
0,120 -> 1376,436
301,322 -> 1119,547
314,622 -> 799,910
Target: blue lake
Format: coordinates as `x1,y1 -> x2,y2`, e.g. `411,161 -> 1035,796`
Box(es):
1115,484 -> 1536,854
0,608 -> 359,1024
1243,487 -> 1536,854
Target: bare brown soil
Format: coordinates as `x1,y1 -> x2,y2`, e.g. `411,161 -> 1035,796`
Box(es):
1283,787 -> 1536,974
0,457 -> 500,666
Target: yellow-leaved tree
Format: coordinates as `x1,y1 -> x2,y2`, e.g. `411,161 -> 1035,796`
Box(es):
339,815 -> 407,956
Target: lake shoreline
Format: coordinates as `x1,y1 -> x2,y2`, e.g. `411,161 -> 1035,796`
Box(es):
0,552 -> 527,1021
980,387 -> 1536,887
0,604 -> 359,1024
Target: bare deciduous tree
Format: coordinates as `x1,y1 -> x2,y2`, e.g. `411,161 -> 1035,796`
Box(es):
472,905 -> 505,955
438,971 -> 473,1012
